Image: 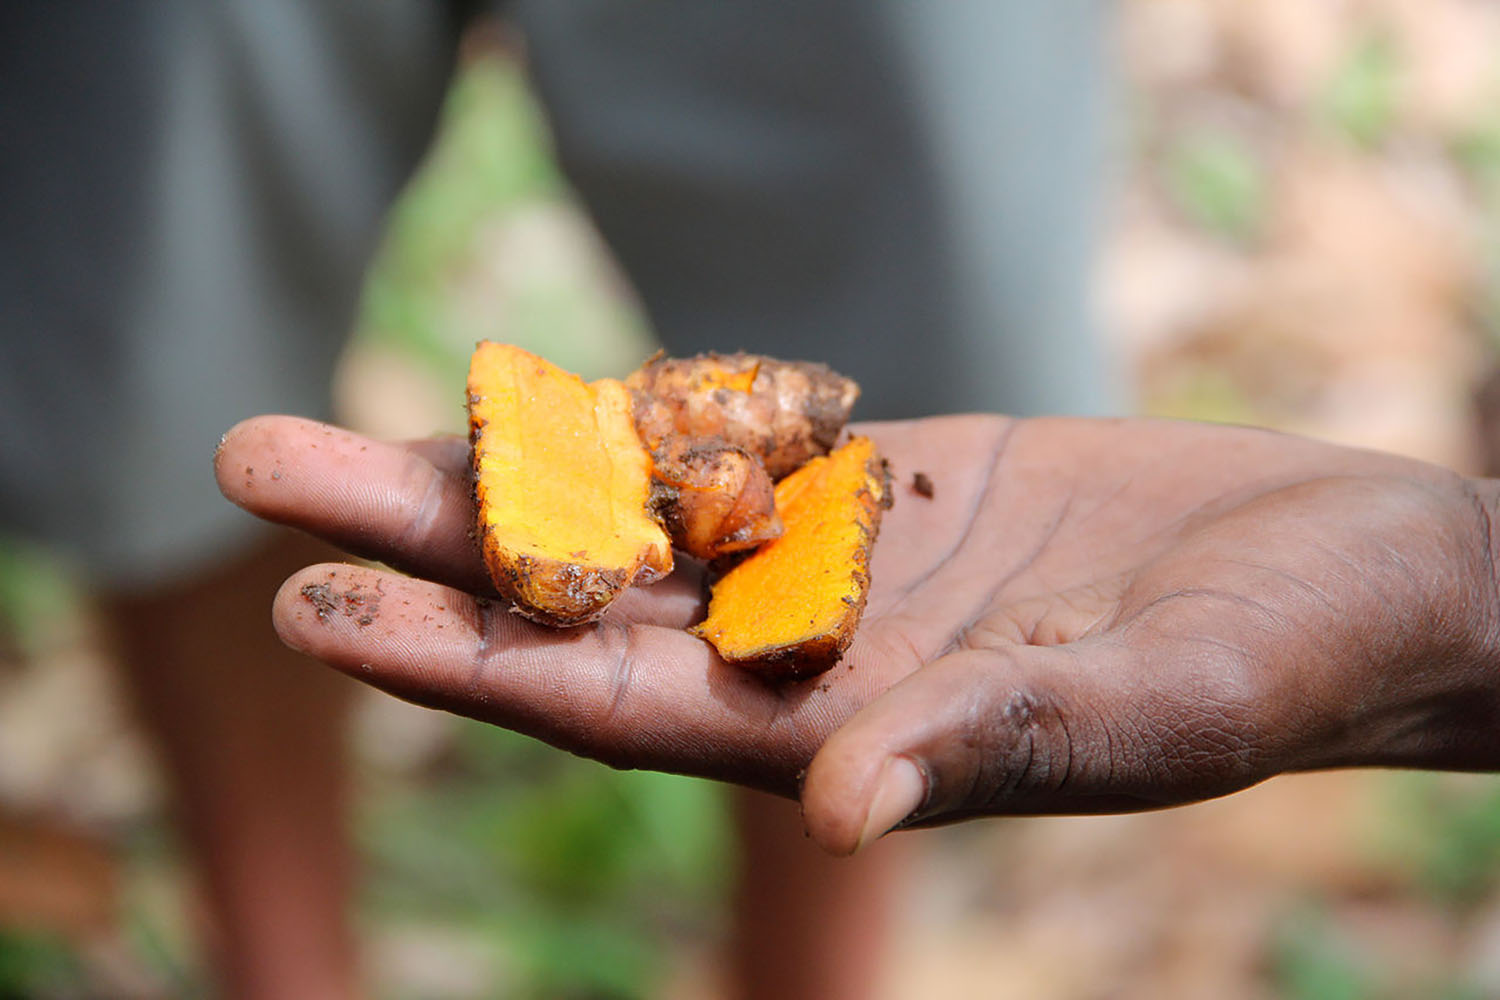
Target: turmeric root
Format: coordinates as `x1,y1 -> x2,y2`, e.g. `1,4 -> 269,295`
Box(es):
626,349 -> 860,559
627,352 -> 860,480
467,342 -> 672,626
648,435 -> 783,560
691,436 -> 892,679
467,343 -> 887,674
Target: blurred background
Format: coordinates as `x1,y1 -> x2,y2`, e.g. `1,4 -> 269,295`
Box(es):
6,0 -> 1500,997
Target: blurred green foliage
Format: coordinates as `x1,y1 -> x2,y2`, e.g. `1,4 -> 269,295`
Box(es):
1319,26 -> 1402,150
363,723 -> 730,998
356,54 -> 559,380
1268,901 -> 1484,1000
1379,773 -> 1500,908
1261,774 -> 1500,1000
1162,129 -> 1267,245
355,53 -> 656,386
1140,364 -> 1265,425
1269,904 -> 1373,1000
0,537 -> 78,661
1455,116 -> 1500,196
1454,112 -> 1500,349
0,930 -> 86,1000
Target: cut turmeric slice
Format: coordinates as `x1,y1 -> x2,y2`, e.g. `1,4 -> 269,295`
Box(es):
467,343 -> 672,626
692,436 -> 891,678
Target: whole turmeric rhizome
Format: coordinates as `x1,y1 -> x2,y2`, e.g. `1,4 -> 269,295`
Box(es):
466,342 -> 891,680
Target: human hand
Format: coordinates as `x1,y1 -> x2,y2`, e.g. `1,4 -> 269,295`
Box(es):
216,414 -> 1500,854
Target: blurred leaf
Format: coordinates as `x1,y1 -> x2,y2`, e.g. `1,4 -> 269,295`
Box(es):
1453,115 -> 1500,349
1319,27 -> 1402,149
1268,904 -> 1375,1000
503,766 -> 653,902
1265,901 -> 1484,999
1454,117 -> 1500,197
0,535 -> 80,660
356,52 -> 563,382
620,769 -> 733,898
0,931 -> 83,1000
1378,773 -> 1500,908
1162,130 -> 1266,244
116,823 -> 208,999
1141,365 -> 1264,425
501,284 -> 655,381
506,909 -> 659,1000
363,719 -> 730,998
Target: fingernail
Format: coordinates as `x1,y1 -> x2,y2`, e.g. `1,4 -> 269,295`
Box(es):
855,756 -> 926,853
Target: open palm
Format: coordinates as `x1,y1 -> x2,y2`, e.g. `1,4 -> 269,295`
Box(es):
217,414 -> 1500,853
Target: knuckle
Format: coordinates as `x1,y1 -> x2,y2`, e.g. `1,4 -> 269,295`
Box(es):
574,622 -> 650,774
943,667 -> 1084,810
989,685 -> 1080,799
463,599 -> 510,710
594,625 -> 638,732
395,450 -> 448,552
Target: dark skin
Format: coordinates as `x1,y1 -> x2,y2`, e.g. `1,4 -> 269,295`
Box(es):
216,413 -> 1500,856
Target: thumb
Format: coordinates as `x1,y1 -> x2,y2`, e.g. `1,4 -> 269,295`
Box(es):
799,640 -> 1261,855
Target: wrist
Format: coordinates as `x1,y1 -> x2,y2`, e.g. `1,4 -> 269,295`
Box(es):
1466,475 -> 1500,689
1298,474 -> 1500,775
1375,474 -> 1500,771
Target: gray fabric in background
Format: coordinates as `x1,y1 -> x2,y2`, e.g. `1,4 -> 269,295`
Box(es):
0,1 -> 459,586
516,0 -> 1124,420
0,0 -> 1116,586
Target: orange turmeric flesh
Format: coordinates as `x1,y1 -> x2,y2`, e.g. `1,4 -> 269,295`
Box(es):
467,343 -> 672,626
692,436 -> 891,679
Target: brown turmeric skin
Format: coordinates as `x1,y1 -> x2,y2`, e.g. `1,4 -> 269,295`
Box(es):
625,350 -> 863,559
627,352 -> 860,480
648,435 -> 783,561
692,436 -> 892,679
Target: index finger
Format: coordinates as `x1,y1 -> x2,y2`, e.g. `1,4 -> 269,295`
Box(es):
217,415 -> 494,595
